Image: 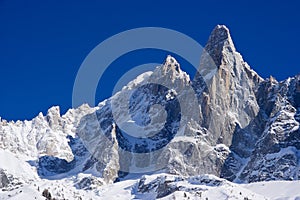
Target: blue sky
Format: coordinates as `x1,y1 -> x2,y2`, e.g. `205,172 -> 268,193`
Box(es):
0,0 -> 299,120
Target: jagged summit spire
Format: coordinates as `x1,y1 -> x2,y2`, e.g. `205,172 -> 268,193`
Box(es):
204,25 -> 236,66
207,25 -> 235,48
162,55 -> 181,73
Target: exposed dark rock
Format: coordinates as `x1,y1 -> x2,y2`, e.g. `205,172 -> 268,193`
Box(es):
0,169 -> 9,188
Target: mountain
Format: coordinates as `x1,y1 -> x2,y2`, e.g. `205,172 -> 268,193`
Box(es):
0,25 -> 299,199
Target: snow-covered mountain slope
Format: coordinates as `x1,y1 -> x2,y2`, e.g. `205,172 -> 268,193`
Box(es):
0,24 -> 299,199
1,169 -> 300,200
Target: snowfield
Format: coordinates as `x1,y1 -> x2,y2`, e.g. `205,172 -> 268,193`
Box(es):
0,150 -> 299,200
0,163 -> 300,200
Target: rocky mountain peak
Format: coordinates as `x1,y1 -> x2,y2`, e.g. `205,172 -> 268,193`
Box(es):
204,25 -> 236,67
269,75 -> 278,84
151,55 -> 190,89
0,25 -> 299,198
162,55 -> 182,74
46,106 -> 61,130
208,25 -> 234,49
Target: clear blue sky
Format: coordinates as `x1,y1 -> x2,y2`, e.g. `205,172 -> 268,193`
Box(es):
0,0 -> 299,121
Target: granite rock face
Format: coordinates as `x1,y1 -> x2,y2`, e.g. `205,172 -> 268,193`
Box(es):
75,25 -> 300,183
233,75 -> 300,182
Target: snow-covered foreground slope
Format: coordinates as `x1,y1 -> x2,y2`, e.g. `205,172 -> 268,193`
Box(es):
244,181 -> 300,200
0,150 -> 297,200
0,164 -> 299,200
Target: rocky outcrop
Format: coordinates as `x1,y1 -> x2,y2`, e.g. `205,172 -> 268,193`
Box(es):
133,174 -> 265,199
0,169 -> 9,188
75,176 -> 104,190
